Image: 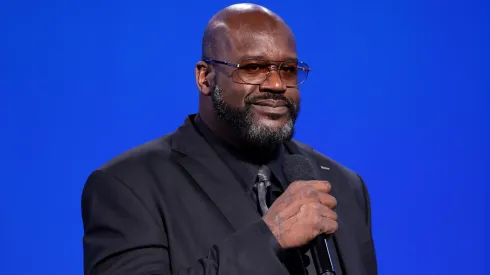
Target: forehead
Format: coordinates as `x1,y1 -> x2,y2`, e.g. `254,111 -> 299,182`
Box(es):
227,28 -> 297,62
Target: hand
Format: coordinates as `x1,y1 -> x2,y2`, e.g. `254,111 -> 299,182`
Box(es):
262,180 -> 338,249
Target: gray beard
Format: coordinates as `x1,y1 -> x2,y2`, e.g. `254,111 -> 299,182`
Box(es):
210,84 -> 298,150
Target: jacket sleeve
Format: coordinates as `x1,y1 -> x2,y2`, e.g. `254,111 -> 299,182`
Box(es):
357,174 -> 378,275
357,175 -> 373,234
81,170 -> 288,275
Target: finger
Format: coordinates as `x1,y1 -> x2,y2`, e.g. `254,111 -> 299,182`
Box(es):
271,186 -> 336,220
273,192 -> 322,220
316,192 -> 337,209
276,191 -> 336,220
321,206 -> 338,221
310,203 -> 339,235
296,186 -> 337,209
311,203 -> 338,221
320,218 -> 339,235
292,180 -> 331,193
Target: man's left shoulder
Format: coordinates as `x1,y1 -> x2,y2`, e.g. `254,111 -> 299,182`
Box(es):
290,140 -> 364,190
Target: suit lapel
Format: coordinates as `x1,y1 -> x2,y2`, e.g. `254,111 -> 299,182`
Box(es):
285,141 -> 367,275
171,115 -> 261,232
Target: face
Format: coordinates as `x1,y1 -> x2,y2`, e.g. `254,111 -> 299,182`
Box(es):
209,27 -> 301,148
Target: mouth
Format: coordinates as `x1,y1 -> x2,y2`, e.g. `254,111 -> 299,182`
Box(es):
251,100 -> 289,108
249,99 -> 290,117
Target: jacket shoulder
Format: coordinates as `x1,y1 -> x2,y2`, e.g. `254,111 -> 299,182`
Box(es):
294,140 -> 359,181
103,134 -> 171,165
87,133 -> 178,188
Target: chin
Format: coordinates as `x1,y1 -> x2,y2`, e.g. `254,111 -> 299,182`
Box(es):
244,119 -> 295,148
252,108 -> 295,126
253,115 -> 294,134
258,118 -> 289,129
253,110 -> 290,122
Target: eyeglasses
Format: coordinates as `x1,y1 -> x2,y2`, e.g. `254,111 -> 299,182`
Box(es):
203,58 -> 311,87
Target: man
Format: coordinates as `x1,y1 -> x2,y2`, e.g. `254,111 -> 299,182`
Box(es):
82,3 -> 377,275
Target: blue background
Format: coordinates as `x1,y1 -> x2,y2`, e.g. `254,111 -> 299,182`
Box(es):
1,0 -> 489,274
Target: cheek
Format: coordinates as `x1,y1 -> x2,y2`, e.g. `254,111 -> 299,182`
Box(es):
221,83 -> 256,107
287,89 -> 301,105
220,88 -> 245,108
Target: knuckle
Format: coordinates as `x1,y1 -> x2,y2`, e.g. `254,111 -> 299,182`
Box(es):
291,180 -> 304,190
299,203 -> 309,214
311,202 -> 322,211
314,214 -> 323,227
304,205 -> 315,216
306,188 -> 319,197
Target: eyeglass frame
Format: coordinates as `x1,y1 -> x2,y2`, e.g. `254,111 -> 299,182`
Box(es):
202,58 -> 311,87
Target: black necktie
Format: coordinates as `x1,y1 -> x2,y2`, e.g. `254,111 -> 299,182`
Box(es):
255,165 -> 272,215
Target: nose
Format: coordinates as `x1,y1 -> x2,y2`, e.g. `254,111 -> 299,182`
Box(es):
259,67 -> 287,94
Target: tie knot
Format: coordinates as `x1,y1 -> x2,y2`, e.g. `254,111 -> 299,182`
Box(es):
257,165 -> 271,183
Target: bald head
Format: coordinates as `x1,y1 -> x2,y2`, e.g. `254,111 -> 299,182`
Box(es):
201,3 -> 296,60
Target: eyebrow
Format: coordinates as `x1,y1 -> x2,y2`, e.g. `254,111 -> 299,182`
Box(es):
240,55 -> 299,62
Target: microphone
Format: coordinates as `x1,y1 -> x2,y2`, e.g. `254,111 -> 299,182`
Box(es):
283,154 -> 336,275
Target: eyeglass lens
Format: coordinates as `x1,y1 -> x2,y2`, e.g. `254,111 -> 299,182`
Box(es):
237,60 -> 309,86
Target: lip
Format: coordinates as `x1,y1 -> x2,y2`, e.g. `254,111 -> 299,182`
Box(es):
250,103 -> 289,116
251,100 -> 288,107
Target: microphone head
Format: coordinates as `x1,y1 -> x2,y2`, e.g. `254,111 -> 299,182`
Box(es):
283,154 -> 316,182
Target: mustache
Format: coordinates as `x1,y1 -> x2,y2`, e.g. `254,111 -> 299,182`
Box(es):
245,93 -> 294,108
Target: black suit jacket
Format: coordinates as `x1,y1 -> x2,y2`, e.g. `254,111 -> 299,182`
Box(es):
82,115 -> 377,275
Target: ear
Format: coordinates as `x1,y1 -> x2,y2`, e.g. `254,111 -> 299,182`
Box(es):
195,61 -> 213,96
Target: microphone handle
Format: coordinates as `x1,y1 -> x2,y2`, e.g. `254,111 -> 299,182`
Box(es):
310,234 -> 336,275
